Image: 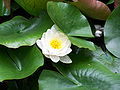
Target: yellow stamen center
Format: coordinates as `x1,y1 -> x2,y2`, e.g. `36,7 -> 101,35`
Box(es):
50,39 -> 62,49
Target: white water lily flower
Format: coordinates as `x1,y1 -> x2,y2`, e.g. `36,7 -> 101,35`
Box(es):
36,25 -> 72,63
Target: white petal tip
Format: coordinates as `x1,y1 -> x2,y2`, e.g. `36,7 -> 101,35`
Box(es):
36,40 -> 42,49
50,55 -> 60,63
60,55 -> 72,64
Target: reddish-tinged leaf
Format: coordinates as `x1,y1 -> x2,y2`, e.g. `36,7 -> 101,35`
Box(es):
72,0 -> 111,20
114,0 -> 120,7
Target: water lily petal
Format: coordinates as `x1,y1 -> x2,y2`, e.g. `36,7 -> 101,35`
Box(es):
36,40 -> 43,49
36,37 -> 50,55
50,55 -> 60,63
57,48 -> 72,56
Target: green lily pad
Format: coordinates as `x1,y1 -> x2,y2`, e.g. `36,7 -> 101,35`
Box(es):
0,11 -> 53,48
15,0 -> 49,16
47,2 -> 94,37
104,6 -> 120,58
15,0 -> 64,16
69,37 -> 96,51
39,47 -> 120,90
93,48 -> 120,74
0,45 -> 44,82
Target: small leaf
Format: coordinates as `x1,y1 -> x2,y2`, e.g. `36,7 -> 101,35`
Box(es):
0,0 -> 11,16
0,11 -> 53,48
69,37 -> 96,51
0,45 -> 44,81
47,1 -> 94,37
104,6 -> 120,58
107,0 -> 114,4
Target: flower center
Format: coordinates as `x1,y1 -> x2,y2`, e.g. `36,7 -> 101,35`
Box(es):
50,39 -> 62,49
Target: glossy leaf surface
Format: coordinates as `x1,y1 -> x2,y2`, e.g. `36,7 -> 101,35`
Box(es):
47,2 -> 94,37
39,47 -> 120,90
104,6 -> 120,58
0,11 -> 53,48
0,45 -> 44,81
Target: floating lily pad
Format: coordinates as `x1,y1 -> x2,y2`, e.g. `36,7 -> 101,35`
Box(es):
0,45 -> 44,81
69,37 -> 96,51
39,47 -> 120,90
47,2 -> 94,37
104,6 -> 120,58
0,11 -> 53,48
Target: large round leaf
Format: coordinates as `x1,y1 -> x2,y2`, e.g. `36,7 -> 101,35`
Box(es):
39,47 -> 120,90
39,70 -> 120,90
47,2 -> 94,37
39,70 -> 89,90
0,45 -> 44,81
104,6 -> 120,58
0,11 -> 53,48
